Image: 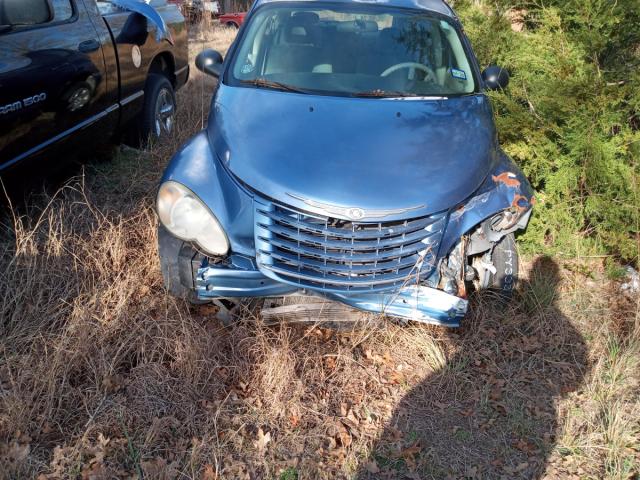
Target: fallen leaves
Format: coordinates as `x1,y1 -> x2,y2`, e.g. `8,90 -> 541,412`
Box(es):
0,258 -> 622,480
288,413 -> 300,428
36,433 -> 123,480
365,460 -> 380,474
202,464 -> 218,480
1,436 -> 31,463
140,456 -> 180,480
513,438 -> 537,454
102,374 -> 124,393
254,428 -> 271,454
336,428 -> 352,448
503,461 -> 531,475
324,355 -> 337,371
372,442 -> 424,473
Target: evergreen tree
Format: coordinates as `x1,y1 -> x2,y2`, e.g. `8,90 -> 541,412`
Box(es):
454,0 -> 640,263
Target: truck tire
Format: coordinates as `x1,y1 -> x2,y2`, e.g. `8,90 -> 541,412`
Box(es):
489,233 -> 519,295
474,233 -> 519,298
158,225 -> 207,304
139,74 -> 176,145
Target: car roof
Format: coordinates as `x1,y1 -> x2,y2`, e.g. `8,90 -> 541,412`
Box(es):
251,0 -> 456,18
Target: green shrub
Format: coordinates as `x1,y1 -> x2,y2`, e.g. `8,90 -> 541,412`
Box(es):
454,0 -> 640,264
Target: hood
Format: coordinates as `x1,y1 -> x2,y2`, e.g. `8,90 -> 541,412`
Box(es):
209,86 -> 498,220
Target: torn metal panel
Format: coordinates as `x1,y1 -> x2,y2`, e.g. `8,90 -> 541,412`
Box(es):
192,259 -> 467,326
440,152 -> 535,258
329,285 -> 468,327
260,296 -> 370,324
492,171 -> 521,188
439,238 -> 467,298
105,0 -> 173,44
195,262 -> 297,298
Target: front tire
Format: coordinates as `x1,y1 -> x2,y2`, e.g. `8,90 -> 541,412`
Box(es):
473,233 -> 519,298
138,74 -> 176,146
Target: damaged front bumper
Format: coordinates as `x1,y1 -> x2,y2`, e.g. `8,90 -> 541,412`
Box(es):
191,255 -> 468,327
164,133 -> 534,328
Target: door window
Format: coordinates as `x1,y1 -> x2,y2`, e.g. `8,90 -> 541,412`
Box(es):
52,0 -> 74,21
0,0 -> 74,32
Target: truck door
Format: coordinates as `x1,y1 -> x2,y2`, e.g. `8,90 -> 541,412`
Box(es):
0,0 -> 116,170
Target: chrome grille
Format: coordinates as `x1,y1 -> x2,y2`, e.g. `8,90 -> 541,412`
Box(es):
254,201 -> 446,292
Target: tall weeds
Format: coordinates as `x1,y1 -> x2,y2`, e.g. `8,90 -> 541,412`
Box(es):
0,21 -> 638,480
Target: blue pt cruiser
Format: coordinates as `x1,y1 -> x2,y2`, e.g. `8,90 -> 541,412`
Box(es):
156,0 -> 534,327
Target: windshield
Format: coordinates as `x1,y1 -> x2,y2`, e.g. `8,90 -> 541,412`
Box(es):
227,3 -> 477,97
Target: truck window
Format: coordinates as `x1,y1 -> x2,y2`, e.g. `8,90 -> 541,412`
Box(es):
96,2 -> 119,16
0,0 -> 74,30
52,0 -> 74,21
0,0 -> 53,26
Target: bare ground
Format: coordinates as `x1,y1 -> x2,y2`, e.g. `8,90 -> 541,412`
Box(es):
0,24 -> 639,480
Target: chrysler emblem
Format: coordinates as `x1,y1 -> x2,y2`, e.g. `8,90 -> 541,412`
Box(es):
345,207 -> 365,220
287,193 -> 425,220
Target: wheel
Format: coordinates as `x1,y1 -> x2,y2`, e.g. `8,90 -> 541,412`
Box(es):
472,233 -> 519,298
225,21 -> 238,28
62,81 -> 93,112
158,225 -> 208,304
138,74 -> 176,145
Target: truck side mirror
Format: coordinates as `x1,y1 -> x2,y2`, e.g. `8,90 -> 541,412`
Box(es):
482,65 -> 510,91
116,13 -> 149,46
0,0 -> 53,27
196,49 -> 224,78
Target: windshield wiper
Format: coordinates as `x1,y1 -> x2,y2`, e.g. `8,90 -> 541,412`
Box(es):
239,78 -> 306,93
352,89 -> 420,98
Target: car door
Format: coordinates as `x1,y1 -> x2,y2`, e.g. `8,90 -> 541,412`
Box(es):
0,0 -> 115,170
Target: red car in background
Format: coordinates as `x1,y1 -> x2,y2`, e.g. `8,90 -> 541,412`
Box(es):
218,11 -> 246,27
168,1 -> 244,26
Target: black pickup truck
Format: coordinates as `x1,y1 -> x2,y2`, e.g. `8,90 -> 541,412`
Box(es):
0,0 -> 189,172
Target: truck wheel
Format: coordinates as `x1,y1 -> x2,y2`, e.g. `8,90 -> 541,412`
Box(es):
140,74 -> 176,145
473,233 -> 519,298
225,21 -> 239,28
158,225 -> 207,304
62,81 -> 93,112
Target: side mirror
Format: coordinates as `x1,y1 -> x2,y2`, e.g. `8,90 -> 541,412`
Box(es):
196,49 -> 224,78
0,0 -> 53,26
116,13 -> 149,46
482,65 -> 510,91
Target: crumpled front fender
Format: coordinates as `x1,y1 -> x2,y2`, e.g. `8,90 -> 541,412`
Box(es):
439,152 -> 534,257
160,131 -> 256,257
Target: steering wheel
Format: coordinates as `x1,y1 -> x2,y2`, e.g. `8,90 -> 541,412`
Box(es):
381,62 -> 437,83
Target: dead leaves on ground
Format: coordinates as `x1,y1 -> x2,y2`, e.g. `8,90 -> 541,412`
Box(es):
254,428 -> 271,454
1,290 -> 627,480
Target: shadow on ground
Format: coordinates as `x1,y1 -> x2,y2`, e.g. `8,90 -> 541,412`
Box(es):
0,143 -> 116,216
357,256 -> 590,479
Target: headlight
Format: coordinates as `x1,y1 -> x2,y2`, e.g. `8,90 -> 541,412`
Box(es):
157,181 -> 229,256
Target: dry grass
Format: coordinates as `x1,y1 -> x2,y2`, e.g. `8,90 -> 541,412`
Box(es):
1,23 -> 639,480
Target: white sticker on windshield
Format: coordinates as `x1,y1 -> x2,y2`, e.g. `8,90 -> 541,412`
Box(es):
451,68 -> 467,80
241,63 -> 254,74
